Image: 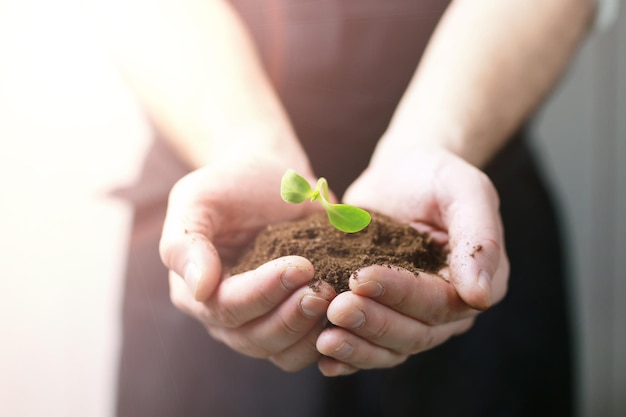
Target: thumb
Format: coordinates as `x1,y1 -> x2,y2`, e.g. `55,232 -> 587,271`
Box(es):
445,174 -> 508,311
159,174 -> 222,301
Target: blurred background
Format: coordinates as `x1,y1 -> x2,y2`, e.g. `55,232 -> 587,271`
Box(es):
0,1 -> 623,416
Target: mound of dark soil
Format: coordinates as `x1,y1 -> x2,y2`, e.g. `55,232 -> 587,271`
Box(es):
231,212 -> 447,293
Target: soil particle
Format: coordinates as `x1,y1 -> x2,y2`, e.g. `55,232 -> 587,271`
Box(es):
470,244 -> 483,258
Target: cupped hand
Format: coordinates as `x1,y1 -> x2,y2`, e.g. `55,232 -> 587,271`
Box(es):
316,147 -> 509,376
159,155 -> 335,371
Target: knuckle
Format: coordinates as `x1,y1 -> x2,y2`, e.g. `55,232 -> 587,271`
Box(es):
419,307 -> 449,327
408,328 -> 436,354
276,311 -> 305,337
427,300 -> 473,326
201,304 -> 241,329
257,287 -> 280,311
277,300 -> 317,336
370,318 -> 393,341
388,286 -> 411,311
270,331 -> 321,372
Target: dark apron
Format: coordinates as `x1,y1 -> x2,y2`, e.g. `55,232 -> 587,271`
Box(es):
115,1 -> 573,416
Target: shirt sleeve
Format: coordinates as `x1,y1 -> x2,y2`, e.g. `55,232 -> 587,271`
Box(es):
594,0 -> 620,31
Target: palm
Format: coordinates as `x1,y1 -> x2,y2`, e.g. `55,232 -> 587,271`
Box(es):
168,159 -> 319,264
343,147 -> 507,310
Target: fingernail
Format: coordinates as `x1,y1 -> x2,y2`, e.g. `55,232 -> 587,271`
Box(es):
477,269 -> 492,293
354,281 -> 384,297
300,295 -> 329,319
334,342 -> 353,360
281,266 -> 309,291
184,262 -> 201,294
342,309 -> 365,329
280,266 -> 299,291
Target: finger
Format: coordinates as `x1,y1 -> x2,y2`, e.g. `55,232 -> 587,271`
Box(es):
269,320 -> 327,372
318,314 -> 474,370
326,291 -> 474,354
236,282 -> 334,353
201,256 -> 316,328
316,326 -> 406,370
438,165 -> 507,310
317,356 -> 359,377
159,171 -> 222,301
168,256 -> 314,327
210,283 -> 335,358
349,265 -> 475,325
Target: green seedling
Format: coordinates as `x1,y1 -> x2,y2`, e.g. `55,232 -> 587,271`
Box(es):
280,169 -> 371,233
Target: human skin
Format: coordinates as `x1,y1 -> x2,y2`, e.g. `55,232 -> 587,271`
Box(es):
98,0 -> 593,374
315,0 -> 594,376
99,0 -> 335,371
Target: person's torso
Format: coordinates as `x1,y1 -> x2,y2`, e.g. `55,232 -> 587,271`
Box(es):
229,0 -> 450,195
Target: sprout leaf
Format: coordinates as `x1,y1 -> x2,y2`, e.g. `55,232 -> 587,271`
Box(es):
280,168 -> 372,233
325,204 -> 372,233
281,169 -> 313,203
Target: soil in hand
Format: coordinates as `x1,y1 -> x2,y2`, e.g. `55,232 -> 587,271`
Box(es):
230,212 -> 448,293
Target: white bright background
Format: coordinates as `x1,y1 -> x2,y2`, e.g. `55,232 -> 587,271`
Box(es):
0,1 -> 623,417
0,1 -> 149,416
